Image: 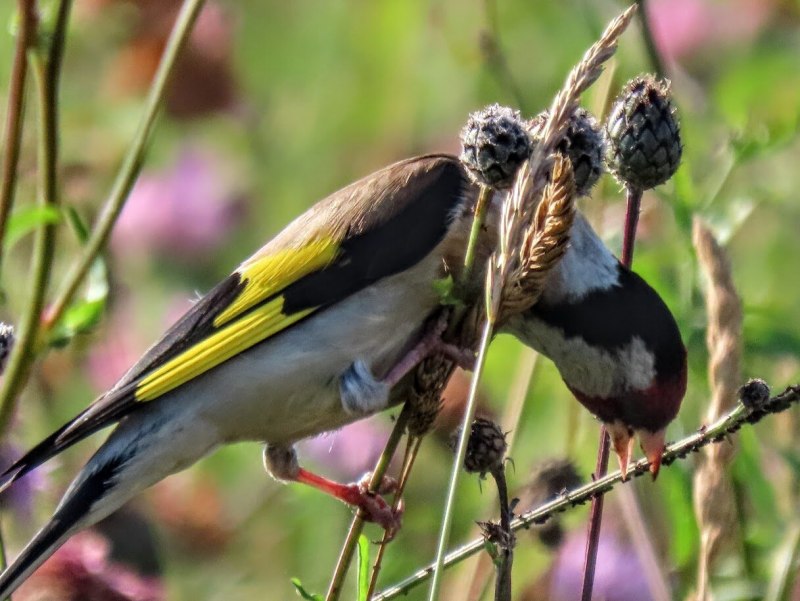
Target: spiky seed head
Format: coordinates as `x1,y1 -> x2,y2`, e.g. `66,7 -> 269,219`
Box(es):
460,104 -> 533,189
451,417 -> 507,475
524,458 -> 582,548
530,108 -> 605,196
739,378 -> 770,409
605,75 -> 682,190
0,322 -> 15,374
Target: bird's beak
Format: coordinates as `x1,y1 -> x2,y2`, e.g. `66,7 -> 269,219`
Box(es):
607,421 -> 635,480
638,429 -> 666,480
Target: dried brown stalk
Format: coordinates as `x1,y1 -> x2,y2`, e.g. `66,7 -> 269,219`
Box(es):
691,218 -> 744,601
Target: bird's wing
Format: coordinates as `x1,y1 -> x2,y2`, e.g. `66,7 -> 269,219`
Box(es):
5,155 -> 469,479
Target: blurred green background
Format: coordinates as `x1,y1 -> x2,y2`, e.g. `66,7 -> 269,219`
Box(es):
0,0 -> 799,599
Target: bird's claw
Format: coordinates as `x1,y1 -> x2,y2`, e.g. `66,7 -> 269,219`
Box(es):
351,474 -> 404,539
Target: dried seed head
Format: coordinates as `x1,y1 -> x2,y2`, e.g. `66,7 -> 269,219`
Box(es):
605,75 -> 682,190
524,458 -> 582,548
451,417 -> 507,475
460,104 -> 533,189
0,323 -> 15,374
739,378 -> 770,409
530,108 -> 604,196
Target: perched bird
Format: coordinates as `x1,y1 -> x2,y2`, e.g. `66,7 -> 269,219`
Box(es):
503,211 -> 687,478
0,154 -> 485,597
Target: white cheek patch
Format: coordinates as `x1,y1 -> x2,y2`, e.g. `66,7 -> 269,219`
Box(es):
510,318 -> 656,399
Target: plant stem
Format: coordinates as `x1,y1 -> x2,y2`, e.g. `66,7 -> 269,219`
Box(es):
636,0 -> 666,77
374,384 -> 800,600
427,318 -> 494,601
43,0 -> 206,332
325,407 -> 410,601
0,39 -> 61,443
579,183 -> 642,601
490,466 -> 513,601
0,1 -> 38,275
365,436 -> 422,599
463,186 -> 492,281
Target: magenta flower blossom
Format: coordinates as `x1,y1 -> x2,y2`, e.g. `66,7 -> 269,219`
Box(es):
113,147 -> 245,260
17,531 -> 164,601
299,417 -> 392,479
648,0 -> 774,63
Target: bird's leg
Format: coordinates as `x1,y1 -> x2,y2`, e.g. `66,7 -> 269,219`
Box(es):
263,444 -> 403,535
339,313 -> 473,416
638,428 -> 666,479
381,313 -> 475,388
607,421 -> 635,480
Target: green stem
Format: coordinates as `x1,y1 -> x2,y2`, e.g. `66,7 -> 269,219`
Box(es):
427,317 -> 495,601
0,47 -> 59,439
43,0 -> 206,332
636,0 -> 666,77
325,408 -> 410,601
0,1 -> 38,276
463,186 -> 491,282
375,385 -> 800,600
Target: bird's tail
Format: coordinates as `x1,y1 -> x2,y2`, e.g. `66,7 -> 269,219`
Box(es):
0,448 -> 128,599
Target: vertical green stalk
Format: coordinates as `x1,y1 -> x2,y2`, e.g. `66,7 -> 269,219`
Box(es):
0,1 -> 38,274
0,45 -> 60,442
44,0 -> 206,332
427,317 -> 495,601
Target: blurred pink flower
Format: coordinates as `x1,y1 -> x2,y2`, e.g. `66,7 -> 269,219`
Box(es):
550,527 -> 652,601
113,147 -> 245,260
0,442 -> 48,523
300,418 -> 392,479
648,0 -> 774,63
17,531 -> 164,601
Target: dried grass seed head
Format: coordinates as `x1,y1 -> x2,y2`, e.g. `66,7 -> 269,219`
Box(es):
605,74 -> 682,190
460,104 -> 533,189
530,108 -> 604,196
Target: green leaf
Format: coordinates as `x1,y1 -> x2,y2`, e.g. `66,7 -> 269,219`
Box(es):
4,205 -> 62,249
357,534 -> 370,601
64,205 -> 90,243
291,577 -> 323,601
433,275 -> 465,307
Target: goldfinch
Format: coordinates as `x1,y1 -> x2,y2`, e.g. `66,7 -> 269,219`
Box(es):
503,211 -> 687,478
0,154 -> 484,596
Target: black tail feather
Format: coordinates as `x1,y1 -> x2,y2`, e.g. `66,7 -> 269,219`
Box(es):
0,445 -> 127,598
0,418 -> 108,496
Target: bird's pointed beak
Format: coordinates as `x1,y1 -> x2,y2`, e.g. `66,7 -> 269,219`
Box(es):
607,421 -> 634,480
638,429 -> 666,480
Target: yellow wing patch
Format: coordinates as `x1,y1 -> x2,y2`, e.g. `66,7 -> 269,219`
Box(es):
214,237 -> 338,327
136,297 -> 315,402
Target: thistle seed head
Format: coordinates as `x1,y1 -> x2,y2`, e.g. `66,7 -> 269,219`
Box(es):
460,104 -> 533,189
605,75 -> 682,190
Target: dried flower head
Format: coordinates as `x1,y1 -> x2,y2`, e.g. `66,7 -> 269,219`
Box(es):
530,108 -> 604,196
605,75 -> 682,190
460,104 -> 533,189
451,417 -> 507,475
739,378 -> 770,409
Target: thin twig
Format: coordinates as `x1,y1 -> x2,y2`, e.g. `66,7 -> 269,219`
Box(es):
374,384 -> 800,601
427,320 -> 494,601
635,0 -> 666,77
0,1 -> 38,273
43,0 -> 207,332
325,408 -> 410,601
0,44 -> 59,439
580,182 -> 643,601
